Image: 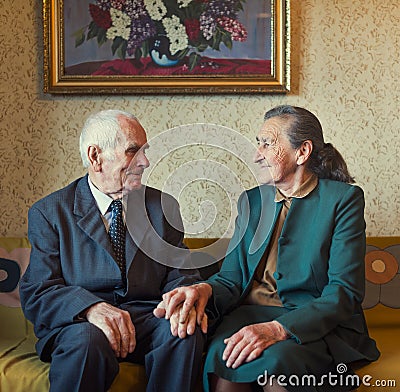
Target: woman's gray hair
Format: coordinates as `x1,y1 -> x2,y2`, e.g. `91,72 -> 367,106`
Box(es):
79,110 -> 137,167
264,105 -> 355,183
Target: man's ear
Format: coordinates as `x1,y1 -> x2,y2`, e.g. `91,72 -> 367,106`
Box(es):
296,140 -> 313,166
87,145 -> 102,172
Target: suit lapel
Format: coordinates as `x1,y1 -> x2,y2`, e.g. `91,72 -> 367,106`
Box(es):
73,176 -> 115,260
123,187 -> 152,270
124,230 -> 138,271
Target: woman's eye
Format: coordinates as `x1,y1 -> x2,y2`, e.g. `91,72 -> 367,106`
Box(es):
256,138 -> 271,147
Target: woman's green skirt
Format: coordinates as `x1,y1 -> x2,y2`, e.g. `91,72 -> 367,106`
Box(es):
203,305 -> 353,392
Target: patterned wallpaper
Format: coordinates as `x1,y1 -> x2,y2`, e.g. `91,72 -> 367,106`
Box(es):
0,0 -> 399,238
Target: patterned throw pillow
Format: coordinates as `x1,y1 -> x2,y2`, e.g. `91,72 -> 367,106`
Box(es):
0,238 -> 31,307
363,241 -> 400,309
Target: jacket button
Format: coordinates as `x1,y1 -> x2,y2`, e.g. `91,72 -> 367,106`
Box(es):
273,272 -> 282,280
279,237 -> 288,245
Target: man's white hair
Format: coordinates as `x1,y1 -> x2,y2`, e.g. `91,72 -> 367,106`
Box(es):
79,109 -> 137,167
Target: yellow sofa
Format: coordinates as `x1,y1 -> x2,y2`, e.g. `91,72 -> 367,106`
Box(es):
0,237 -> 399,391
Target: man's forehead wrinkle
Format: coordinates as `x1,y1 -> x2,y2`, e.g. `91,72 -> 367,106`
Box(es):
116,131 -> 125,143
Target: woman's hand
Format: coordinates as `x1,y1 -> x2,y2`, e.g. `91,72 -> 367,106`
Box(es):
223,321 -> 288,369
153,283 -> 212,335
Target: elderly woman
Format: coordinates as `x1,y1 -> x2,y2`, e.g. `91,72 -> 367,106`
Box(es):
160,105 -> 380,392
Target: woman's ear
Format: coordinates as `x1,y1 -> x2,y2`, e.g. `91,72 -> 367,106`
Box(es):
296,140 -> 313,165
87,145 -> 102,172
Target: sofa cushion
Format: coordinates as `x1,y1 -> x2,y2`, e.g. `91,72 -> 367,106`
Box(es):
0,328 -> 49,392
0,308 -> 148,392
1,236 -> 399,392
355,325 -> 399,391
0,305 -> 28,357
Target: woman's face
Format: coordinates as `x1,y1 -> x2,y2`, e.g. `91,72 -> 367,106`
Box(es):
254,117 -> 299,186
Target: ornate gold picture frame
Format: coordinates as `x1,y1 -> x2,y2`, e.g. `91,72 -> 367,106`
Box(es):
43,0 -> 290,94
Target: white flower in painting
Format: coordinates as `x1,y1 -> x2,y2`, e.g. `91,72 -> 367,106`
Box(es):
106,8 -> 131,40
144,0 -> 167,21
177,0 -> 193,8
163,15 -> 188,54
163,17 -> 188,54
168,35 -> 188,55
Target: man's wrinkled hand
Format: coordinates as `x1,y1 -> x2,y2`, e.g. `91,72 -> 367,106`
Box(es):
85,302 -> 136,358
153,300 -> 208,338
162,283 -> 212,332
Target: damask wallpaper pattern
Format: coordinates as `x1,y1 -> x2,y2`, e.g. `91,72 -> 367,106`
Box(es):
0,0 -> 399,238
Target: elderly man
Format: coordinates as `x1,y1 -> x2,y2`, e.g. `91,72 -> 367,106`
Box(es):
20,110 -> 205,392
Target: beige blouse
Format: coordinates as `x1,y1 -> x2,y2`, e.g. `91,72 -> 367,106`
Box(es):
244,175 -> 319,307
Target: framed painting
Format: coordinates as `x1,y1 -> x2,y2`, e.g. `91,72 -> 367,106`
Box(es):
43,0 -> 290,94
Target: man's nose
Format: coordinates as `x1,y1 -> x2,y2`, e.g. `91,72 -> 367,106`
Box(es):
137,151 -> 150,168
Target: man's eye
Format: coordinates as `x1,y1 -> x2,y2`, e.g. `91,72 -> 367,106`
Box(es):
126,147 -> 139,155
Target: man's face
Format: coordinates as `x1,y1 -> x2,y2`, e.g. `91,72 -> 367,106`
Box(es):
254,117 -> 298,186
97,116 -> 150,197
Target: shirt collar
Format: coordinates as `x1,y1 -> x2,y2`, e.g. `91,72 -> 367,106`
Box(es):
275,174 -> 318,203
88,176 -> 114,216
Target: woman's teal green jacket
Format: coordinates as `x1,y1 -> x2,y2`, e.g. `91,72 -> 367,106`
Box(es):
207,179 -> 380,363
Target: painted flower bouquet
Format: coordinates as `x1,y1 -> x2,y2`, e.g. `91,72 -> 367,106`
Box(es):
74,0 -> 248,70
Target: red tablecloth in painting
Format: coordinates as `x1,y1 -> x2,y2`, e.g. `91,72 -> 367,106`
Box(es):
65,57 -> 271,76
